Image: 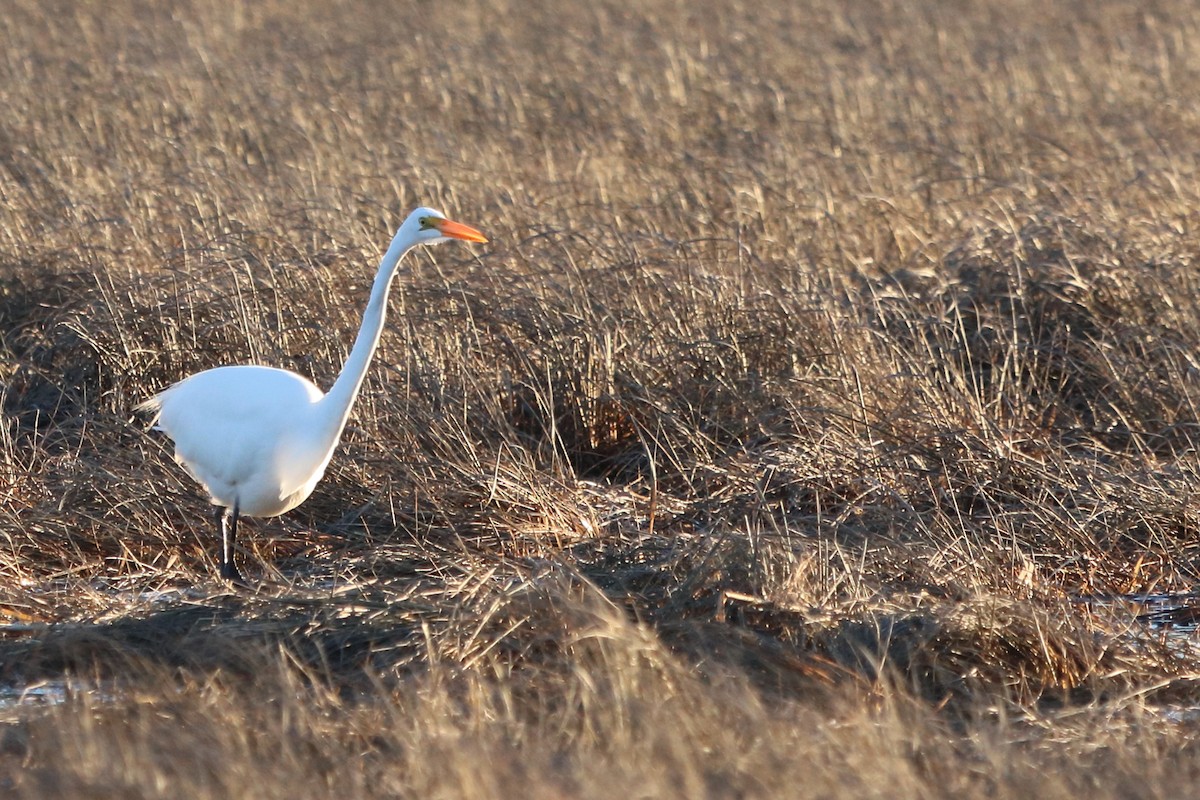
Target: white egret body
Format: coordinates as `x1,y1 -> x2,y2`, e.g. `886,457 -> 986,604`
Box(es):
138,207 -> 487,582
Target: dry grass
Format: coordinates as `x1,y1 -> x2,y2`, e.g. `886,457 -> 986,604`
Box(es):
4,0 -> 1200,796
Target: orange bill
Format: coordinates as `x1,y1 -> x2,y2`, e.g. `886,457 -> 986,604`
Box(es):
437,218 -> 488,243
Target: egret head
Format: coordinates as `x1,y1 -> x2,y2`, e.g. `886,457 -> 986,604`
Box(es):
401,206 -> 488,246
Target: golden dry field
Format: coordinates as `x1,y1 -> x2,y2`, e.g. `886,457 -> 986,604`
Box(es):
5,0 -> 1200,796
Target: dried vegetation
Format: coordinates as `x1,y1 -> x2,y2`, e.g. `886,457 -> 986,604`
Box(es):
4,0 -> 1200,796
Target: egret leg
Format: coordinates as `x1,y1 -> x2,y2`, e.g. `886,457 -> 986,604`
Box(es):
217,504 -> 245,583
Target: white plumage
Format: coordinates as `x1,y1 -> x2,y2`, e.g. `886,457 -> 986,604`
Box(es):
139,207 -> 488,582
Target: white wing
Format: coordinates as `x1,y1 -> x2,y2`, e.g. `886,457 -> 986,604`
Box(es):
145,365 -> 328,515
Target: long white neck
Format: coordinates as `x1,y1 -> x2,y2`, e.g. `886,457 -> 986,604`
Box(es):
317,231 -> 414,438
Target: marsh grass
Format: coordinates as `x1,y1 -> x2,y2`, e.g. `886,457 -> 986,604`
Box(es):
5,0 -> 1200,796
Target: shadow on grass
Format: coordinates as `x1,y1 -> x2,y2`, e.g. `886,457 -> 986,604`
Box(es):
0,591 -> 427,693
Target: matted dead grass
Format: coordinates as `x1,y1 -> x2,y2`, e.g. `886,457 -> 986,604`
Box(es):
5,0 -> 1200,796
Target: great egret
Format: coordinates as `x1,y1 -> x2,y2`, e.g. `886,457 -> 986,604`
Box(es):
138,207 -> 488,583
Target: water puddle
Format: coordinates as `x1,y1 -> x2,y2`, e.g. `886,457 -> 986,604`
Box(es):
1079,592 -> 1200,632
0,679 -> 116,711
